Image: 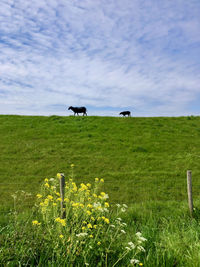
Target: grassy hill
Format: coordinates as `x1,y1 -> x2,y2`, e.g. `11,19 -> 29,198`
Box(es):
2,115 -> 200,266
1,114 -> 200,211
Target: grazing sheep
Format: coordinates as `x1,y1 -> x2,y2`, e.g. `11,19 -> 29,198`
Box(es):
119,111 -> 131,117
68,106 -> 87,116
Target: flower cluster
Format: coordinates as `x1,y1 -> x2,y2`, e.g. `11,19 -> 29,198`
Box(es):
32,166 -> 146,266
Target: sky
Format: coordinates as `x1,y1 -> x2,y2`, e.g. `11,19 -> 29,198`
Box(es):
0,0 -> 200,117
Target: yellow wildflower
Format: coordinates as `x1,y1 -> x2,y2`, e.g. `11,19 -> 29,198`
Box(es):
32,220 -> 41,226
60,219 -> 66,226
39,202 -> 44,206
82,226 -> 86,230
57,173 -> 62,179
59,234 -> 64,239
100,178 -> 104,183
89,234 -> 93,238
87,204 -> 93,209
47,195 -> 53,200
57,198 -> 61,202
87,183 -> 91,188
53,203 -> 57,206
93,224 -> 97,229
93,193 -> 97,198
55,217 -> 66,226
56,192 -> 60,196
105,202 -> 109,207
87,223 -> 92,229
100,192 -> 106,196
88,197 -> 91,201
97,241 -> 101,245
36,194 -> 42,199
72,203 -> 80,207
44,199 -> 49,206
95,178 -> 99,182
87,210 -> 92,216
44,183 -> 50,188
80,183 -> 88,190
86,190 -> 90,196
71,164 -> 75,168
80,203 -> 84,208
44,178 -> 48,182
91,216 -> 95,221
104,218 -> 110,224
139,264 -> 143,266
64,198 -> 69,202
72,182 -> 77,192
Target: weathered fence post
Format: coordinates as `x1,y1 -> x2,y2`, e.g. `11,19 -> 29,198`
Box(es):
59,173 -> 66,219
187,170 -> 193,217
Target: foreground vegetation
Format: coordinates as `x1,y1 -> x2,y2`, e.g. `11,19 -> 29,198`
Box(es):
1,169 -> 200,266
1,171 -> 147,266
1,115 -> 200,266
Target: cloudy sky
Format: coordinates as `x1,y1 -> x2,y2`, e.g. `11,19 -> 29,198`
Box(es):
0,0 -> 200,116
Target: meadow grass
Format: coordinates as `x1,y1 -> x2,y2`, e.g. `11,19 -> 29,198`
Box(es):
1,115 -> 200,266
1,114 -> 200,209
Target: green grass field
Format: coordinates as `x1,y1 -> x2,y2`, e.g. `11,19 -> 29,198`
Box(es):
1,115 -> 200,266
1,114 -> 200,209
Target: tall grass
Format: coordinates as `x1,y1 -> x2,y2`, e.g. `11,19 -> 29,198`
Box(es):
1,170 -> 200,266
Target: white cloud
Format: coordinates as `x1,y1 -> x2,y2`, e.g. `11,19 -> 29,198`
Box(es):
0,0 -> 200,116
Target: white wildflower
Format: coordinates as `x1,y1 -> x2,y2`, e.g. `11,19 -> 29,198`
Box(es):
116,217 -> 122,221
128,242 -> 135,249
130,259 -> 139,264
138,245 -> 145,252
76,233 -> 88,237
122,222 -> 127,227
136,232 -> 142,237
101,193 -> 109,200
125,247 -> 131,251
116,204 -> 121,208
93,202 -> 101,208
110,224 -> 115,228
121,208 -> 126,212
139,236 -> 147,242
49,178 -> 55,181
122,204 -> 128,208
103,208 -> 109,213
121,230 -> 126,234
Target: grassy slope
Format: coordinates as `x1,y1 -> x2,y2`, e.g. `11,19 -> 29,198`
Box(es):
1,114 -> 200,211
1,115 -> 200,266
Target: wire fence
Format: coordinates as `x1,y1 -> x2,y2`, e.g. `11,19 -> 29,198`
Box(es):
0,170 -> 199,216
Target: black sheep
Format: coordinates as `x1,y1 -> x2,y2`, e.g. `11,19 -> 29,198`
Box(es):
68,106 -> 87,116
119,111 -> 131,117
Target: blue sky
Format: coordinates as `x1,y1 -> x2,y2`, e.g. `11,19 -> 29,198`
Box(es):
0,0 -> 200,116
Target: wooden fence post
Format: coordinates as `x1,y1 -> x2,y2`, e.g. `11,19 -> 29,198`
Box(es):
187,170 -> 193,217
59,173 -> 66,219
